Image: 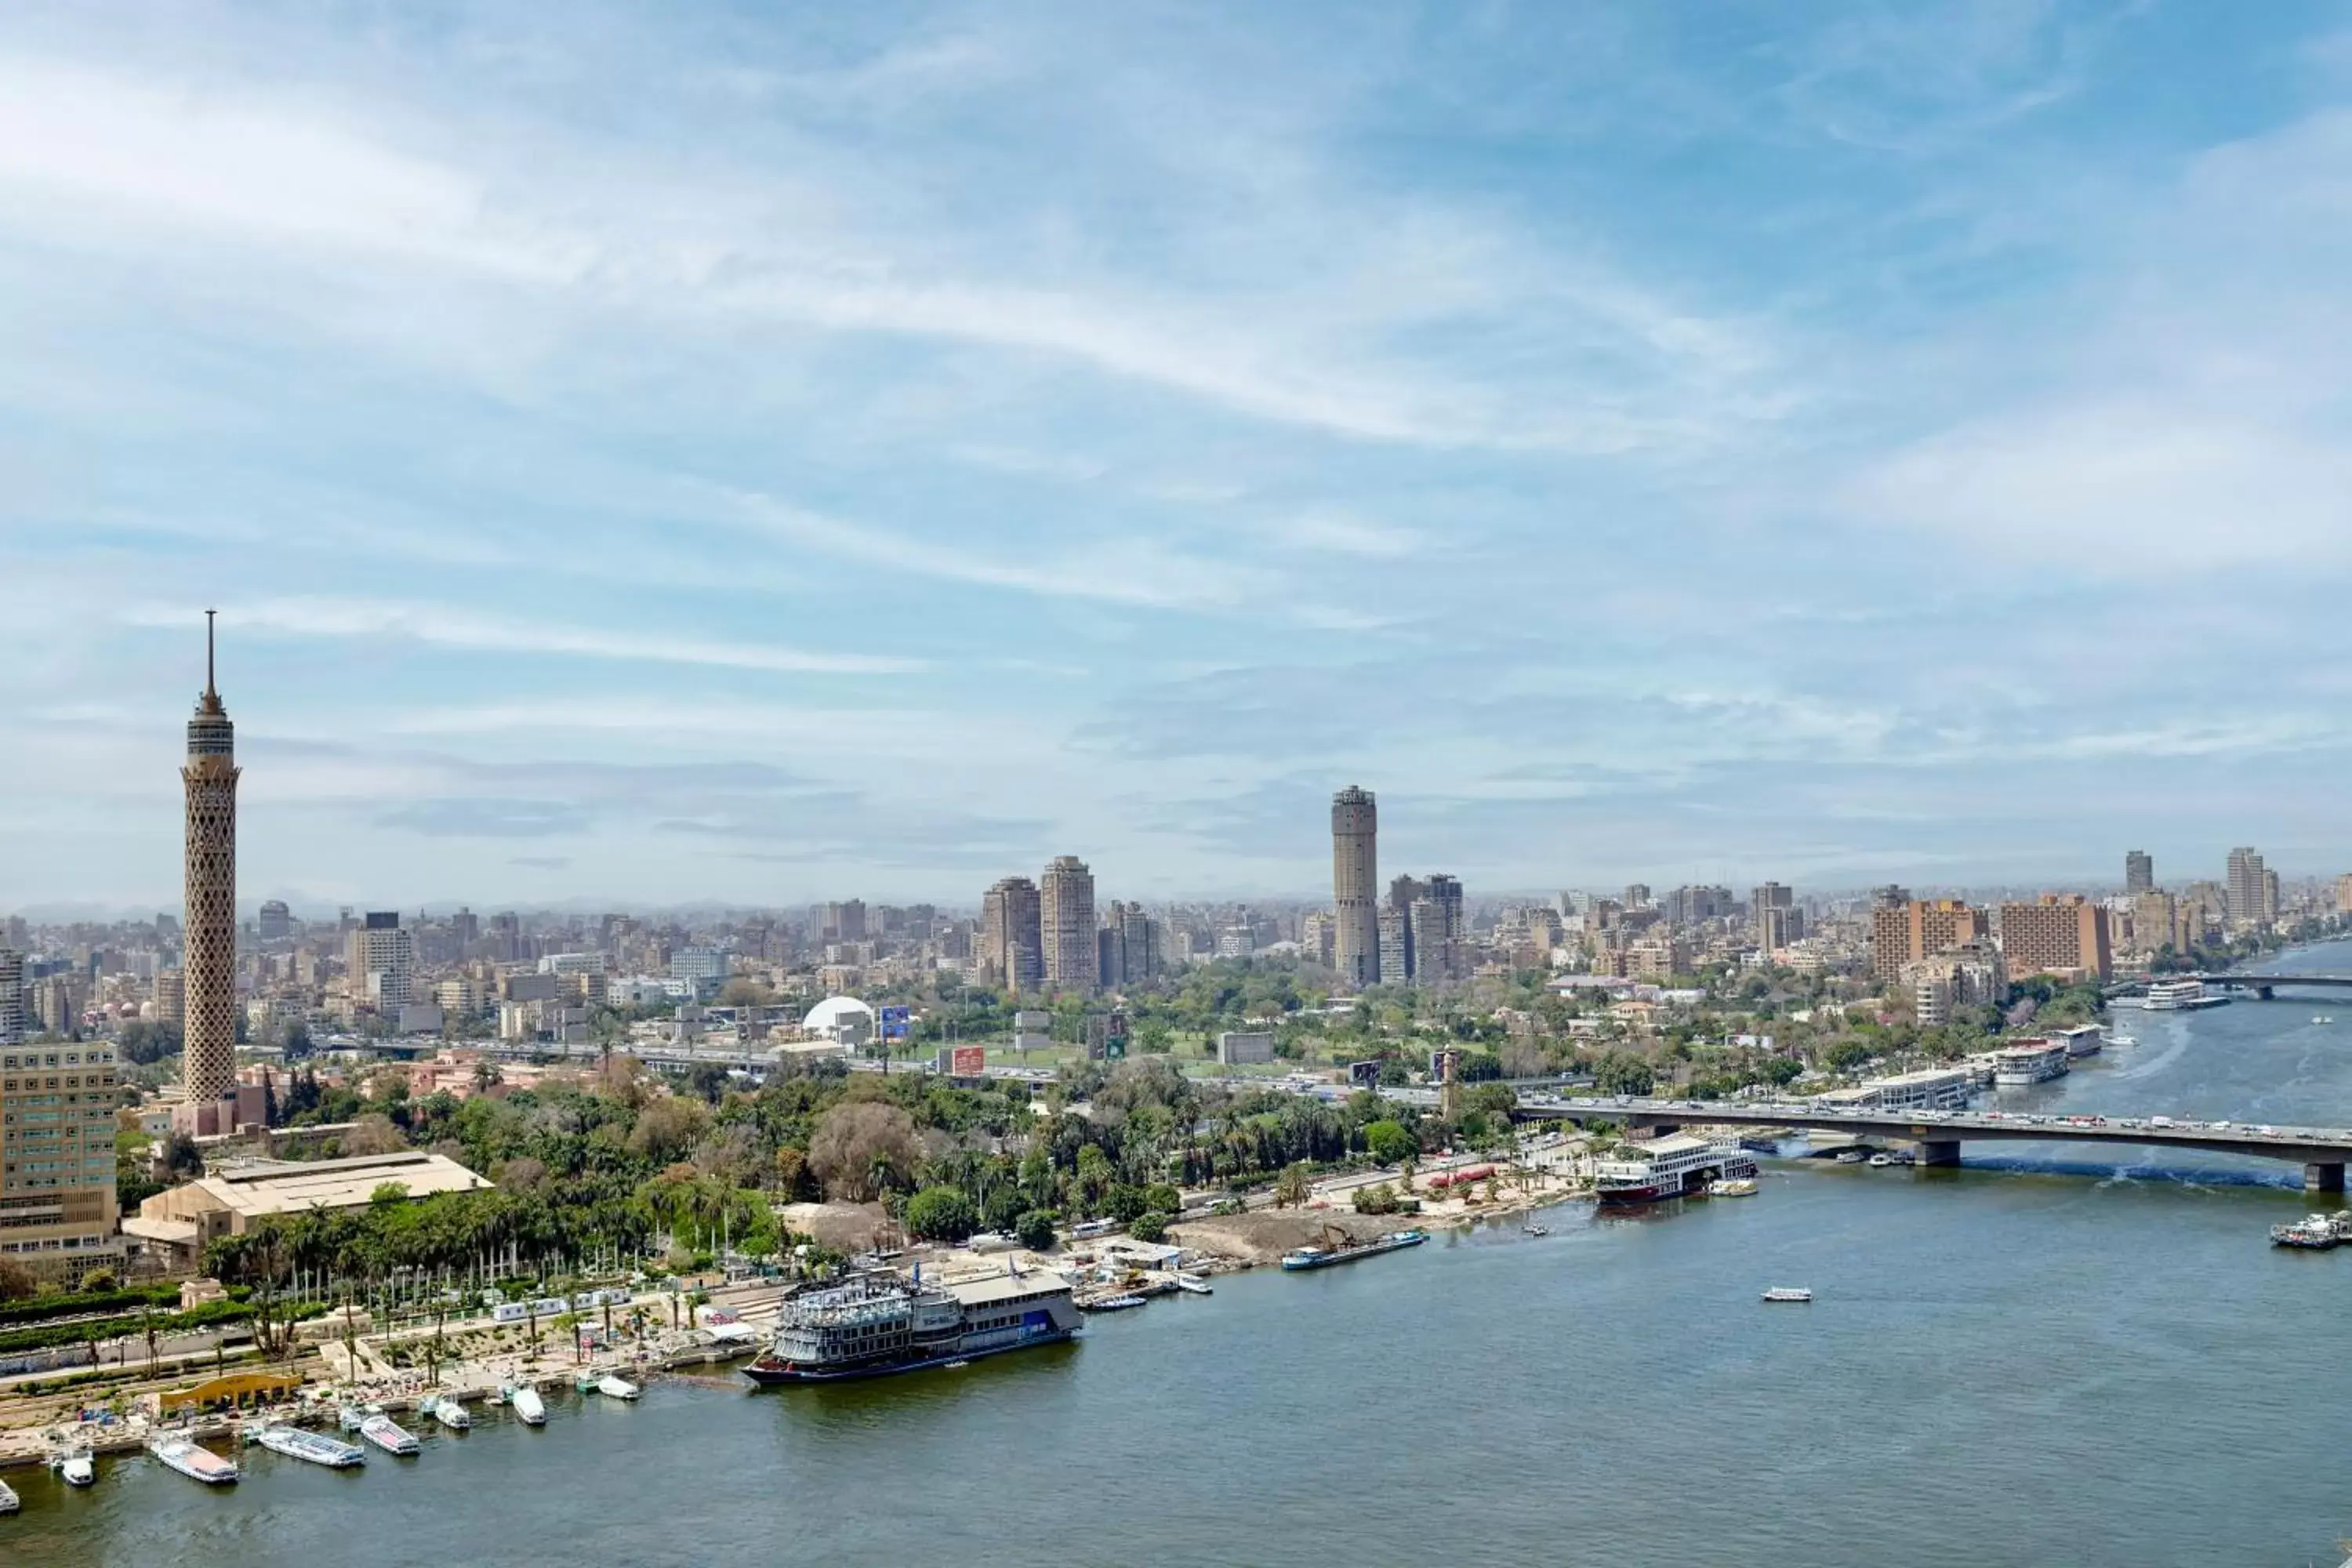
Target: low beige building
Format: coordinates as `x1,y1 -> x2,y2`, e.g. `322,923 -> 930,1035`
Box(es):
126,1149 -> 492,1270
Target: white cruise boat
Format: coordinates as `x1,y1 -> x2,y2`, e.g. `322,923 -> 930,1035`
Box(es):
424,1396 -> 470,1431
510,1385 -> 548,1426
2143,979 -> 2228,1011
1594,1134 -> 1758,1204
53,1447 -> 95,1486
148,1433 -> 239,1485
594,1374 -> 641,1401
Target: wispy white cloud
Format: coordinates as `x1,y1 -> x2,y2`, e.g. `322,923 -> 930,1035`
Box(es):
115,597 -> 920,676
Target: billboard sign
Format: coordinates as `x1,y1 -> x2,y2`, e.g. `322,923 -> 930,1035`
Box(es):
879,1005 -> 911,1040
1348,1058 -> 1381,1088
949,1044 -> 987,1078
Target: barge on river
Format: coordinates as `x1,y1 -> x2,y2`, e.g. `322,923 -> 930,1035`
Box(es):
1279,1228 -> 1428,1271
744,1268 -> 1081,1386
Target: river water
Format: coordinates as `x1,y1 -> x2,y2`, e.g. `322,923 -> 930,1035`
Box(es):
21,941 -> 2352,1567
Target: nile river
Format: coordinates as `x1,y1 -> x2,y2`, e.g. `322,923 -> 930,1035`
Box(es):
21,941 -> 2352,1567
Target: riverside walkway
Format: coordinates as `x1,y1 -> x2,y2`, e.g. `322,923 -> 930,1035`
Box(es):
1512,1094 -> 2352,1192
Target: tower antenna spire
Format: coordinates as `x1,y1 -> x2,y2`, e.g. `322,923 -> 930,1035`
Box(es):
205,608 -> 217,699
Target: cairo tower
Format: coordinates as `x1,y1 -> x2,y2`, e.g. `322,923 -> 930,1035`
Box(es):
181,612 -> 239,1103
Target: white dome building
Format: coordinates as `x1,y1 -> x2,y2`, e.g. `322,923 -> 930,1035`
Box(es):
801,996 -> 877,1047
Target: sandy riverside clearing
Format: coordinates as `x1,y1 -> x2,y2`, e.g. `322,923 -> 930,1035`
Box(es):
779,1200 -> 891,1252
1167,1210 -> 1399,1267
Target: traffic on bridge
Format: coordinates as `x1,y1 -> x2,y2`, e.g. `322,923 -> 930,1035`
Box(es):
1521,1094 -> 2352,1192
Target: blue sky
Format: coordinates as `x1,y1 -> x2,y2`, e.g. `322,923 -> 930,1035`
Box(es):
6,1 -> 2352,913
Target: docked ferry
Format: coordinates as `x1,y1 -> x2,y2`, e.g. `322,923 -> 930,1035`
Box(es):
743,1268 -> 1081,1386
1594,1134 -> 1758,1204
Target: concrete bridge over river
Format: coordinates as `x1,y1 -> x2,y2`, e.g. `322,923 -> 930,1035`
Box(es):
1512,1094 -> 2352,1192
2109,972 -> 2352,1000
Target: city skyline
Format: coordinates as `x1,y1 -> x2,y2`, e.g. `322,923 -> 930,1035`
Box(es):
13,7 -> 2352,907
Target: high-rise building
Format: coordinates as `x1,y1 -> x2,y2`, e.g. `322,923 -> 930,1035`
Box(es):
256,898 -> 292,942
1301,912 -> 1337,969
1331,786 -> 1380,989
1098,901 -> 1160,988
180,613 -> 240,1104
1386,874 -> 1425,979
0,1039 -> 123,1279
2123,851 -> 2154,895
1998,895 -> 2113,983
1376,906 -> 1410,985
1870,899 -> 1991,983
2336,874 -> 2352,916
1040,856 -> 1098,993
347,912 -> 416,1010
979,877 -> 1044,993
0,949 -> 24,1045
2263,868 -> 2281,923
2226,847 -> 2267,924
1409,898 -> 1451,984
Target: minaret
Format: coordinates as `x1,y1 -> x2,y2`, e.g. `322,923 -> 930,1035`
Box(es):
181,612 -> 240,1103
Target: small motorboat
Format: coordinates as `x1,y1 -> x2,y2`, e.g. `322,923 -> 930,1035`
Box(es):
52,1447 -> 95,1487
148,1433 -> 240,1485
1712,1178 -> 1759,1196
1522,1223 -> 1549,1237
0,1476 -> 16,1513
1761,1287 -> 1813,1304
510,1385 -> 547,1426
359,1413 -> 421,1455
1833,1149 -> 1870,1165
1078,1293 -> 1146,1312
594,1374 -> 641,1401
1173,1274 -> 1214,1294
424,1396 -> 470,1432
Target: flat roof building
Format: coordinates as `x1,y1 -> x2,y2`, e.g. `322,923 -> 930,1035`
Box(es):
134,1149 -> 491,1250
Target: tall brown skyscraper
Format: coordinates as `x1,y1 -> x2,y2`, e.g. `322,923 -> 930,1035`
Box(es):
1331,785 -> 1379,989
1040,855 -> 1098,993
181,612 -> 239,1103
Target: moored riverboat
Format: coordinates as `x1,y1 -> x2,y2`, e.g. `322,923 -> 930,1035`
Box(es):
1595,1134 -> 1759,1204
148,1434 -> 239,1485
744,1267 -> 1081,1386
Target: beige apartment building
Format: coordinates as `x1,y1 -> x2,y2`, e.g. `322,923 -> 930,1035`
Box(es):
1999,895 -> 2114,984
0,1040 -> 123,1279
1871,899 -> 1991,983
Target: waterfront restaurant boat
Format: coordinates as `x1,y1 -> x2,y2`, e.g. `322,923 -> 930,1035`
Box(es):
2142,978 -> 2227,1011
1991,1040 -> 2071,1087
359,1413 -> 421,1455
1761,1287 -> 1813,1304
148,1433 -> 240,1485
743,1267 -> 1083,1387
510,1385 -> 548,1426
1279,1228 -> 1431,1270
256,1424 -> 366,1468
1595,1134 -> 1759,1205
53,1446 -> 95,1486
